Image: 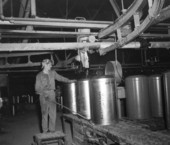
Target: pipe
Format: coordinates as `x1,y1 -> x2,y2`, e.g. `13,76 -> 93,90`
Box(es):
150,42 -> 170,49
0,29 -> 98,38
0,18 -> 111,29
0,42 -> 141,52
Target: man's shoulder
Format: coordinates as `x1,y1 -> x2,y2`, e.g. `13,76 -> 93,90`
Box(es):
36,71 -> 43,77
50,70 -> 57,74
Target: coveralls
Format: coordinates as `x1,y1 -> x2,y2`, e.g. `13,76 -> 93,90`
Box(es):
35,70 -> 71,132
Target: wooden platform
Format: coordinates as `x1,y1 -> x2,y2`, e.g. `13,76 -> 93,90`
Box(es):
34,131 -> 65,145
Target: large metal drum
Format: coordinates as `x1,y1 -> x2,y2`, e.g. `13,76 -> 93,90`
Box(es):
62,82 -> 77,114
125,75 -> 151,119
148,75 -> 163,117
90,76 -> 118,125
77,79 -> 91,120
163,72 -> 170,130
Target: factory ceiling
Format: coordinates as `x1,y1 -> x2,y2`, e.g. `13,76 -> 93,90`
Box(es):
0,0 -> 170,72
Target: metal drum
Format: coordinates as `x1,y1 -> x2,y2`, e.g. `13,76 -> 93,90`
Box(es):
163,72 -> 170,130
148,75 -> 163,117
90,76 -> 118,125
77,79 -> 91,120
62,82 -> 77,114
125,75 -> 151,119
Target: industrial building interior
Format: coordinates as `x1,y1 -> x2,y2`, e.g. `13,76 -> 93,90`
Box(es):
0,0 -> 170,144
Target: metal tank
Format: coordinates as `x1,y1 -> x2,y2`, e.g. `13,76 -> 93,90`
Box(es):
125,75 -> 151,119
62,82 -> 77,114
77,79 -> 91,120
163,72 -> 170,130
90,76 -> 118,125
148,75 -> 163,117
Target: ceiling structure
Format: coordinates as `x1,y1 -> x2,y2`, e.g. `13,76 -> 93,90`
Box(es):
0,0 -> 170,72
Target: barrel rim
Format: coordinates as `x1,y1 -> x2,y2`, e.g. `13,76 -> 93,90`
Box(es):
77,78 -> 90,81
126,75 -> 148,79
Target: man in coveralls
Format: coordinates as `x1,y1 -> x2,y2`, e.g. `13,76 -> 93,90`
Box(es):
35,59 -> 75,133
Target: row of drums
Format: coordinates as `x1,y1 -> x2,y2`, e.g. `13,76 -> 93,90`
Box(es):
62,76 -> 118,125
125,72 -> 170,130
62,72 -> 170,129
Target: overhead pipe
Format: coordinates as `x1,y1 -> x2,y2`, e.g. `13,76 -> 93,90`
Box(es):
0,42 -> 141,52
0,29 -> 98,38
0,17 -> 112,29
99,0 -> 165,55
140,33 -> 170,38
3,17 -> 112,24
150,42 -> 170,49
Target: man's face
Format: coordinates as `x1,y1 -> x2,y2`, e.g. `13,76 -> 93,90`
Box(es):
44,62 -> 52,70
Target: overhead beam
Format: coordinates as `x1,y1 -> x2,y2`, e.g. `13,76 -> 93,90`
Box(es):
0,42 -> 141,51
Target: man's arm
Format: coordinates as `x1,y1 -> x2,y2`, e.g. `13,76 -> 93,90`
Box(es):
54,71 -> 72,83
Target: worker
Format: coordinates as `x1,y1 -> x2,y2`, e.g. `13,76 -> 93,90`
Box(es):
35,59 -> 76,133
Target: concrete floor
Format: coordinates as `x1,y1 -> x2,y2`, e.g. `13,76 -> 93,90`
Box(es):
0,104 -> 72,145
